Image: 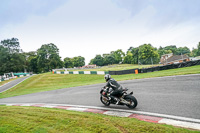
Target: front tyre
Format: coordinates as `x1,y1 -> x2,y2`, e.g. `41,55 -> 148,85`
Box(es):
100,96 -> 110,106
124,95 -> 138,109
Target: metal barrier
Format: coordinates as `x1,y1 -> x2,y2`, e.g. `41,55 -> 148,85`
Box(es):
108,59 -> 200,75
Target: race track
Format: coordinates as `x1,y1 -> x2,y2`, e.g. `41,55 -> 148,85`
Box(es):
0,74 -> 200,119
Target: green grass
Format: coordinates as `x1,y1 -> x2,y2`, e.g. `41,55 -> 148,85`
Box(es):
0,65 -> 200,99
0,73 -> 104,98
113,65 -> 200,81
68,64 -> 161,71
1,66 -> 200,132
0,106 -> 198,133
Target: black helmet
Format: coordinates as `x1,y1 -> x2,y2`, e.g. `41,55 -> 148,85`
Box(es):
104,74 -> 111,81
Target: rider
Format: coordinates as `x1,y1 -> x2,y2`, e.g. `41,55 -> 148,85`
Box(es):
104,74 -> 123,104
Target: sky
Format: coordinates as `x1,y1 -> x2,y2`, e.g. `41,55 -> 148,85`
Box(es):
1,0 -> 200,64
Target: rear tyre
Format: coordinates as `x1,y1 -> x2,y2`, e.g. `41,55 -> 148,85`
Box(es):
124,95 -> 138,109
100,96 -> 110,106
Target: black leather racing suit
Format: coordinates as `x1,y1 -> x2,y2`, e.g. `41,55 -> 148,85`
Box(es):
104,78 -> 123,101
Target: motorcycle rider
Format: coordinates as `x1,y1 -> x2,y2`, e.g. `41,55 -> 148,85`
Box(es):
104,74 -> 123,104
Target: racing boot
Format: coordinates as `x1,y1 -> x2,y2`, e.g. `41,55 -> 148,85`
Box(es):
114,98 -> 120,105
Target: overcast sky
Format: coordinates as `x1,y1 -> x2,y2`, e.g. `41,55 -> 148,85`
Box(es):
1,0 -> 200,64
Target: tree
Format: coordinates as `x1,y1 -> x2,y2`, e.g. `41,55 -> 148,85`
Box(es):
29,56 -> 39,73
72,56 -> 85,67
191,42 -> 200,57
103,54 -> 115,65
197,42 -> 200,56
49,53 -> 64,69
64,56 -> 85,68
0,38 -> 21,54
23,51 -> 37,72
129,47 -> 139,64
123,51 -> 134,64
37,43 -> 62,72
138,44 -> 159,64
124,47 -> 139,64
90,55 -> 104,66
89,59 -> 94,65
163,45 -> 177,54
9,53 -> 26,72
0,46 -> 9,74
0,38 -> 25,74
110,49 -> 125,64
157,46 -> 172,57
176,46 -> 191,55
64,57 -> 74,68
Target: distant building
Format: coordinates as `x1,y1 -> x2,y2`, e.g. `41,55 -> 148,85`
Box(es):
81,64 -> 97,68
160,53 -> 173,64
160,53 -> 190,65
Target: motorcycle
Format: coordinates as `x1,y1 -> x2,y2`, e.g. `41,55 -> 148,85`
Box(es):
100,87 -> 138,109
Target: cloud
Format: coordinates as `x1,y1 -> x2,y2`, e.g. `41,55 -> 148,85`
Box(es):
0,0 -> 67,29
1,0 -> 200,64
113,0 -> 200,26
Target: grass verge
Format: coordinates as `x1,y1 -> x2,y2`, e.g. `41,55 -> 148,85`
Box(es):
0,65 -> 200,99
67,64 -> 161,71
0,106 -> 198,133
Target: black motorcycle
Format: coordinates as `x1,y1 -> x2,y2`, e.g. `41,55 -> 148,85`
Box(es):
100,87 -> 138,109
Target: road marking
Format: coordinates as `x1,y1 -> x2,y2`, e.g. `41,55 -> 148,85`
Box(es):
104,111 -> 133,117
1,103 -> 200,130
67,107 -> 86,112
129,114 -> 162,123
159,118 -> 200,130
54,106 -> 71,109
0,76 -> 32,93
84,108 -> 107,114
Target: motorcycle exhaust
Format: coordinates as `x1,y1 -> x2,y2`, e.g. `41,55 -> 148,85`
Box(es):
120,98 -> 130,105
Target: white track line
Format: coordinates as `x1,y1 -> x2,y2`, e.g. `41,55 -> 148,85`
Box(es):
1,103 -> 200,130
0,76 -> 32,93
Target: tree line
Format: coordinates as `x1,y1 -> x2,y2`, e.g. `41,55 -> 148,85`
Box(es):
0,38 -> 200,74
89,43 -> 200,66
0,38 -> 85,74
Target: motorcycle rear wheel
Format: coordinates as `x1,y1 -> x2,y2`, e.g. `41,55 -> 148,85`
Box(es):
124,95 -> 138,109
100,96 -> 110,106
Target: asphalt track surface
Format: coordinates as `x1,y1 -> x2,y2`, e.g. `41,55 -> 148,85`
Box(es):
0,76 -> 31,93
0,74 -> 200,120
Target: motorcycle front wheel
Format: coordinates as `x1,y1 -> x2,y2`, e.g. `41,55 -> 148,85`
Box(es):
124,95 -> 138,109
100,96 -> 110,106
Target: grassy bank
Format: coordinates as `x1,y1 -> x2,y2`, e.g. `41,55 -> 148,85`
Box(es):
67,64 -> 161,71
0,65 -> 200,99
0,106 -> 198,133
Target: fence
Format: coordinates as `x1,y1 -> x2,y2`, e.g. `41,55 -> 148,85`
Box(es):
108,59 -> 200,75
53,60 -> 200,75
0,72 -> 15,82
109,69 -> 138,75
0,72 -> 33,82
53,71 -> 109,75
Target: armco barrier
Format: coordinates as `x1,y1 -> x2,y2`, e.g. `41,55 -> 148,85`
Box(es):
108,59 -> 200,75
109,69 -> 138,75
53,71 -> 109,75
13,73 -> 32,77
139,59 -> 200,74
79,71 -> 84,74
0,73 -> 32,83
53,60 -> 200,75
